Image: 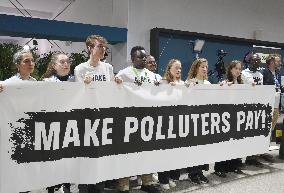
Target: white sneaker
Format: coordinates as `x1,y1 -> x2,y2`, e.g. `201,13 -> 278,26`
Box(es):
169,180 -> 176,188
70,184 -> 79,193
160,184 -> 170,190
152,173 -> 159,183
54,187 -> 64,193
30,189 -> 48,193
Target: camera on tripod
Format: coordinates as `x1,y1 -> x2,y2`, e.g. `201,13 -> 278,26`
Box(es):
217,49 -> 227,58
215,49 -> 227,80
208,49 -> 228,81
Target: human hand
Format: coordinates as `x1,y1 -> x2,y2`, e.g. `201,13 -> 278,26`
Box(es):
114,76 -> 123,84
83,72 -> 93,84
185,79 -> 197,87
134,79 -> 142,86
227,82 -> 233,86
154,80 -> 160,86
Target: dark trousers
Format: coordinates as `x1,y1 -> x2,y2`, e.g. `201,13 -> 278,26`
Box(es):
158,169 -> 180,184
228,159 -> 242,171
246,155 -> 258,162
214,161 -> 228,172
187,164 -> 209,176
78,182 -> 105,193
215,159 -> 242,172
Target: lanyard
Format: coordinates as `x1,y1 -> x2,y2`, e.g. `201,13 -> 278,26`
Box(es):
274,75 -> 280,88
271,70 -> 280,89
132,66 -> 148,82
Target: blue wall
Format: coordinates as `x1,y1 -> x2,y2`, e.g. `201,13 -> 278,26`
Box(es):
153,29 -> 284,83
0,14 -> 127,44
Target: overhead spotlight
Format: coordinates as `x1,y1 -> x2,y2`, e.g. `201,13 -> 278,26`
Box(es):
189,39 -> 205,59
193,39 -> 205,53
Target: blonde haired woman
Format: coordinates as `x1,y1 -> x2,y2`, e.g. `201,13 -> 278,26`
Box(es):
158,59 -> 183,190
185,58 -> 210,184
186,58 -> 210,85
163,59 -> 184,85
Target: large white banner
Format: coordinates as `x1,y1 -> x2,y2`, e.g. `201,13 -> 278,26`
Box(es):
0,82 -> 275,193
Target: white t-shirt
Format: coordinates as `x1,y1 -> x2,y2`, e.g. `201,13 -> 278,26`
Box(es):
161,79 -> 184,85
178,80 -> 185,85
4,73 -> 36,82
241,69 -> 280,107
116,66 -> 157,83
155,73 -> 162,82
241,68 -> 263,85
185,78 -> 211,85
74,60 -> 114,82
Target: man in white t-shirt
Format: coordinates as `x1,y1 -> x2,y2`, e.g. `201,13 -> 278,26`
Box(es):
74,35 -> 114,84
241,53 -> 263,85
115,46 -> 157,85
114,46 -> 160,193
74,34 -> 113,193
242,53 -> 266,167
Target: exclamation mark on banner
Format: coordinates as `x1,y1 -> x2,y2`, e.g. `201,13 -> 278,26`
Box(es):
261,110 -> 266,129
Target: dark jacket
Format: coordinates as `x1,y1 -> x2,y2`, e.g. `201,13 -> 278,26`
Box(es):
262,68 -> 277,85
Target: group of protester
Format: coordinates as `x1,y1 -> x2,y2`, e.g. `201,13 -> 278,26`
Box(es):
0,34 -> 281,193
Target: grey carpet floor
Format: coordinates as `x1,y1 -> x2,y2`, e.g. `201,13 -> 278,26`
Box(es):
130,148 -> 284,193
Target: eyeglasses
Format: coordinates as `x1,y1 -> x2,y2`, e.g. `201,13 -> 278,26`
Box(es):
22,59 -> 35,64
136,55 -> 147,59
57,59 -> 70,65
91,44 -> 108,49
147,61 -> 156,64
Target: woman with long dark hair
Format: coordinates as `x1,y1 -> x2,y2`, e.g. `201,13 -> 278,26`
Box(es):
214,60 -> 244,178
